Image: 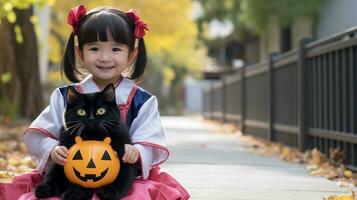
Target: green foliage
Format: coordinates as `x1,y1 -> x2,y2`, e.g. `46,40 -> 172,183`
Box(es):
0,0 -> 55,22
241,0 -> 324,33
14,25 -> 23,43
1,72 -> 12,83
194,0 -> 324,35
195,0 -> 244,38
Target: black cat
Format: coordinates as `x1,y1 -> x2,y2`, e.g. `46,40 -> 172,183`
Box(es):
35,84 -> 138,200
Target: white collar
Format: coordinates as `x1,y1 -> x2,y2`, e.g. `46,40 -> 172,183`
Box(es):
78,75 -> 135,105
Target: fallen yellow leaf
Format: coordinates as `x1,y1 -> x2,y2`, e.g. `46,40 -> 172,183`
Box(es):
324,191 -> 355,200
335,194 -> 354,200
344,170 -> 353,178
311,148 -> 327,165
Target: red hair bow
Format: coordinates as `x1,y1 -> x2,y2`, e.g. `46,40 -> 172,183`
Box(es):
126,9 -> 149,39
67,5 -> 87,35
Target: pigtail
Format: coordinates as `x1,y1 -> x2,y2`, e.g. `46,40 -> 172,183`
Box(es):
124,9 -> 148,82
60,33 -> 80,83
130,38 -> 147,81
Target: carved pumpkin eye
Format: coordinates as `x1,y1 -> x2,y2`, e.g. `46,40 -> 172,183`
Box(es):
96,108 -> 106,115
101,151 -> 111,160
77,109 -> 86,116
73,150 -> 83,160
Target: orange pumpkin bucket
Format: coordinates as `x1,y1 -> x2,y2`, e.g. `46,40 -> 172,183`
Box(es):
64,136 -> 120,188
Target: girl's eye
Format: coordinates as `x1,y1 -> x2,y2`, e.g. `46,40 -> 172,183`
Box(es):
96,108 -> 106,115
89,47 -> 99,51
77,109 -> 86,116
113,47 -> 121,52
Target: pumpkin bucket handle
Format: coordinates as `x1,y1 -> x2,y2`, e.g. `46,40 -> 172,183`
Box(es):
103,137 -> 111,144
75,136 -> 83,143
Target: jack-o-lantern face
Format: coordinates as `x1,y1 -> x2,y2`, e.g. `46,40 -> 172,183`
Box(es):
64,136 -> 120,188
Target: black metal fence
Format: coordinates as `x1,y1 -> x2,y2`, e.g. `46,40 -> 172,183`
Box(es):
203,27 -> 357,169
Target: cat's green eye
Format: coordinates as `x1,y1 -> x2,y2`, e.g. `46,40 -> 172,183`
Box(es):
96,108 -> 106,115
77,109 -> 86,116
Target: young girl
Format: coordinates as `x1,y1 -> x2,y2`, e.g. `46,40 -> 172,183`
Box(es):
0,5 -> 189,200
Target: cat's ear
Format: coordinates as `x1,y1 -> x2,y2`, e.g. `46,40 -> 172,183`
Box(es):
101,84 -> 116,103
66,86 -> 81,105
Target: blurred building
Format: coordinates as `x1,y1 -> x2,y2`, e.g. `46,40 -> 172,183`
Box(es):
185,0 -> 357,113
205,0 -> 357,66
260,0 -> 357,60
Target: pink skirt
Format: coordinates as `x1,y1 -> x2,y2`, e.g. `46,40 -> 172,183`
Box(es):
0,167 -> 189,200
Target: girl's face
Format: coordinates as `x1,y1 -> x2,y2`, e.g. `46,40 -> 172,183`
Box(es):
78,41 -> 137,88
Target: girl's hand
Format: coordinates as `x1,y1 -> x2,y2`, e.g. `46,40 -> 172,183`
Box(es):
50,145 -> 68,166
122,144 -> 140,164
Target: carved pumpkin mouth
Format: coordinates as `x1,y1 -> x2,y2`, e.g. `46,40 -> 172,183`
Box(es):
73,167 -> 109,182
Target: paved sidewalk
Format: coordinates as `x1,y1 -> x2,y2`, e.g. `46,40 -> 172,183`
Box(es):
160,116 -> 352,200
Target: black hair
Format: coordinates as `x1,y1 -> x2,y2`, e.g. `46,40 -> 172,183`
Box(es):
61,7 -> 147,83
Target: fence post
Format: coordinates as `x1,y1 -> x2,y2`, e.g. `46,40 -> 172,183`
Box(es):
222,77 -> 226,123
268,53 -> 277,141
240,67 -> 246,134
298,38 -> 312,151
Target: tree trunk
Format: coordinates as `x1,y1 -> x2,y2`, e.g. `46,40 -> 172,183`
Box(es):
0,20 -> 22,116
12,7 -> 44,119
0,6 -> 44,119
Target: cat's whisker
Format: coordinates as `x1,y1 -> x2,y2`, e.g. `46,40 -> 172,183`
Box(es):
103,121 -> 119,127
68,124 -> 81,134
102,120 -> 117,128
98,122 -> 103,132
77,125 -> 84,136
64,122 -> 81,131
98,124 -> 104,135
101,121 -> 112,128
106,119 -> 120,124
69,127 -> 78,136
75,125 -> 82,136
64,121 -> 81,129
69,128 -> 76,136
66,123 -> 78,131
99,122 -> 109,136
99,123 -> 107,136
102,122 -> 113,132
69,124 -> 82,136
65,125 -> 79,132
65,120 -> 81,124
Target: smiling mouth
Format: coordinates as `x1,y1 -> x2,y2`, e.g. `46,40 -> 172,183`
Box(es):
73,167 -> 108,182
97,66 -> 114,70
